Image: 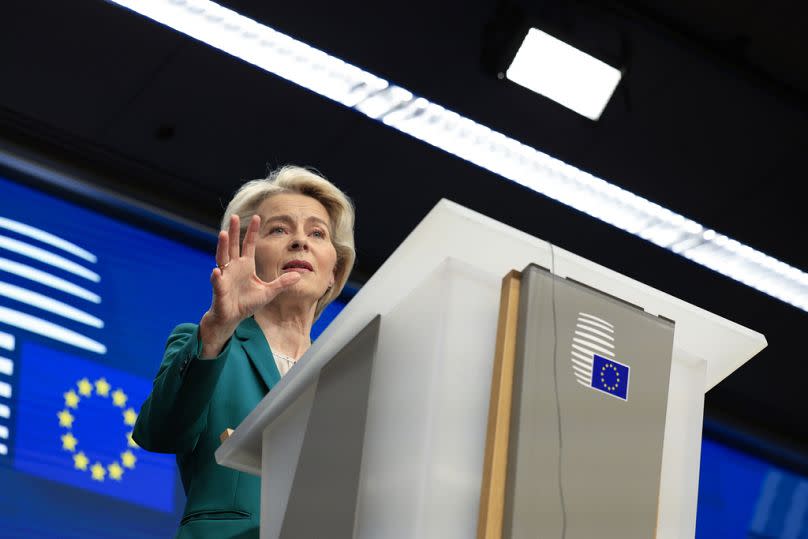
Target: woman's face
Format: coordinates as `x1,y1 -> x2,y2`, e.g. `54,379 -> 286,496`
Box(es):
253,193 -> 338,305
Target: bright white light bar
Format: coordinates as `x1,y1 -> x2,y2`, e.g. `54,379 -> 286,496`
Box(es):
0,235 -> 100,282
0,306 -> 106,354
0,217 -> 98,263
0,258 -> 101,303
107,0 -> 808,312
505,28 -> 622,120
0,357 -> 12,376
0,331 -> 13,351
0,281 -> 104,328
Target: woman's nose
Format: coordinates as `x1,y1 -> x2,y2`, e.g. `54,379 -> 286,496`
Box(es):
289,237 -> 308,251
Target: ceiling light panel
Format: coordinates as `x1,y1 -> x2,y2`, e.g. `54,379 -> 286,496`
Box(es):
505,28 -> 623,121
107,0 -> 808,312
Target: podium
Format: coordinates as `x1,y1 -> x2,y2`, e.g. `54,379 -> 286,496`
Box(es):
215,200 -> 766,539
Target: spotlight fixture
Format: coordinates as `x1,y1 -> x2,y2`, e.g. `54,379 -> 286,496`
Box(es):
505,27 -> 622,120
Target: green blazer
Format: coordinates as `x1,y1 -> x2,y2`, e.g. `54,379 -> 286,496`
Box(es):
134,317 -> 281,539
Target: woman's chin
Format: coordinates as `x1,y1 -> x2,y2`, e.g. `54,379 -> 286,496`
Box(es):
280,281 -> 327,302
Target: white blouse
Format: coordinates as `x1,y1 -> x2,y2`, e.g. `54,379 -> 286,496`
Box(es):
273,352 -> 297,377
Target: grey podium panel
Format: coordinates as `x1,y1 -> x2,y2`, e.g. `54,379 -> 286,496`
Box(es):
279,316 -> 380,539
504,265 -> 674,539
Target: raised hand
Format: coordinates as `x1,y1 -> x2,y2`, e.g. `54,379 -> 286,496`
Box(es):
199,214 -> 300,358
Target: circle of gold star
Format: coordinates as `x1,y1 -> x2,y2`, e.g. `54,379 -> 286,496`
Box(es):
600,363 -> 621,392
58,377 -> 140,482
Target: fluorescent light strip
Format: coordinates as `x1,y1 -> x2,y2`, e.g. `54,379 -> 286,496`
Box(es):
0,257 -> 101,303
0,235 -> 100,282
0,306 -> 106,354
0,357 -> 12,376
0,381 -> 10,399
108,0 -> 808,312
0,281 -> 104,328
0,404 -> 9,419
0,331 -> 13,351
0,443 -> 7,456
0,426 -> 7,439
0,217 -> 97,263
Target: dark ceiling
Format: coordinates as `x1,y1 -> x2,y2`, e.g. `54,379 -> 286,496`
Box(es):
1,0 -> 806,464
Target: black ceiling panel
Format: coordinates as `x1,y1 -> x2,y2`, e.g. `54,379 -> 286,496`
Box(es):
1,0 -> 806,458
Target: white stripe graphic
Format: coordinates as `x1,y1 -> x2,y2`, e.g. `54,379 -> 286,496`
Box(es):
572,312 -> 621,391
0,381 -> 10,398
0,356 -> 12,376
0,281 -> 103,328
0,217 -> 97,263
0,404 -> 9,418
0,257 -> 101,303
571,350 -> 594,365
574,329 -> 614,349
0,331 -> 13,351
572,338 -> 615,358
0,306 -> 106,354
578,312 -> 613,329
0,425 -> 7,439
574,322 -> 614,341
0,235 -> 100,282
570,357 -> 592,372
577,318 -> 615,335
0,443 -> 7,455
572,364 -> 591,377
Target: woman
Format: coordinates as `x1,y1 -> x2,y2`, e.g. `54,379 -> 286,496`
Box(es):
133,165 -> 356,539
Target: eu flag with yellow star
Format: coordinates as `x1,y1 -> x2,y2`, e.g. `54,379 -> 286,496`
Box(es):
13,341 -> 175,511
590,354 -> 630,400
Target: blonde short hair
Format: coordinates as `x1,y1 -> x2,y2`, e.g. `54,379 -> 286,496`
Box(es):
221,165 -> 356,319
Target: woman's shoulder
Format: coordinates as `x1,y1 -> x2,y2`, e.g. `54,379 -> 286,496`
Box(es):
162,322 -> 201,351
171,322 -> 200,335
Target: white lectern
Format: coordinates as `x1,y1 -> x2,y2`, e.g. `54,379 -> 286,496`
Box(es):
215,200 -> 766,539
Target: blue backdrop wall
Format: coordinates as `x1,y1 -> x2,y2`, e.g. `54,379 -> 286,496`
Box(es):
0,172 -> 804,538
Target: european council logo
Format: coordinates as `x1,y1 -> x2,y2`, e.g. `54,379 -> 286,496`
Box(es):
570,312 -> 630,401
13,341 -> 175,512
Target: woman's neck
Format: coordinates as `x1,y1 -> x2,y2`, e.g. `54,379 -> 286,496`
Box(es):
253,299 -> 316,359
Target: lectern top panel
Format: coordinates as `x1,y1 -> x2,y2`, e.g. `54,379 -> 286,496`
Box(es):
421,200 -> 764,387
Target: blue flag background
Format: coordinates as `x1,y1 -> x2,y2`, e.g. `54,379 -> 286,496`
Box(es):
13,340 -> 175,512
0,172 -> 351,537
590,354 -> 630,400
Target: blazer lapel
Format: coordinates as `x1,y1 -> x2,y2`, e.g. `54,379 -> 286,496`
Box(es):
234,317 -> 281,392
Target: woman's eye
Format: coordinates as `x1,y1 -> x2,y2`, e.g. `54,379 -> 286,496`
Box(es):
269,226 -> 286,234
311,229 -> 325,238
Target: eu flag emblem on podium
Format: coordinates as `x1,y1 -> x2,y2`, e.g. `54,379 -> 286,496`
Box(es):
591,354 -> 630,400
13,341 -> 175,512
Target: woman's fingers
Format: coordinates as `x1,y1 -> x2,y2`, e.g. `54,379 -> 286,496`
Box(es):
228,214 -> 240,260
215,230 -> 229,268
263,271 -> 301,302
242,215 -> 260,259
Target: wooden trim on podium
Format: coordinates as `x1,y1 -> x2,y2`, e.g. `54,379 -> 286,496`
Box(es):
477,270 -> 521,539
219,428 -> 234,444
